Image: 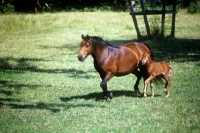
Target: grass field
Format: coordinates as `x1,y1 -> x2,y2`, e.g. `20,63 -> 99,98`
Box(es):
0,11 -> 200,133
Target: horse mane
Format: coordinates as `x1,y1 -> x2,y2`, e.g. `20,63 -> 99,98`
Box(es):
143,42 -> 154,60
86,35 -> 119,48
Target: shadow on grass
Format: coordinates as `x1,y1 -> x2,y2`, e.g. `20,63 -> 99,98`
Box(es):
41,37 -> 200,62
39,43 -> 79,56
0,57 -> 96,79
0,81 -> 105,113
110,37 -> 200,62
0,80 -> 54,95
60,90 -> 161,101
40,43 -> 78,50
0,98 -> 105,113
1,37 -> 199,78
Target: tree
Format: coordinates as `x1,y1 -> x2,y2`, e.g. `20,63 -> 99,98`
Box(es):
0,0 -> 198,13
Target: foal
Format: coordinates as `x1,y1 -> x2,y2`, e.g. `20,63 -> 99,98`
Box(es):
141,53 -> 172,98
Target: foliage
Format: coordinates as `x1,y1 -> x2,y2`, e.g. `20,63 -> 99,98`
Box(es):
187,0 -> 200,13
0,11 -> 200,132
0,0 -> 199,13
5,4 -> 15,13
149,15 -> 162,39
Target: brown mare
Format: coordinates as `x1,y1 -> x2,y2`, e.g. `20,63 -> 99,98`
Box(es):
78,35 -> 153,100
141,53 -> 172,98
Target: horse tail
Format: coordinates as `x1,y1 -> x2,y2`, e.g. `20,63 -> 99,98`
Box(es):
168,65 -> 173,77
153,77 -> 165,86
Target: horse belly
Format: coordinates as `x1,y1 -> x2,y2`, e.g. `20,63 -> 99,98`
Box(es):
150,63 -> 165,76
115,59 -> 138,76
117,49 -> 138,73
115,70 -> 135,76
100,47 -> 139,77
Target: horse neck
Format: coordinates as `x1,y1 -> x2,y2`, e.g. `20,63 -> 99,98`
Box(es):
91,40 -> 109,59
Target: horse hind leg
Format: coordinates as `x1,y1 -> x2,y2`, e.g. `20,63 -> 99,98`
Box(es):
163,81 -> 168,94
163,78 -> 171,98
164,66 -> 172,97
150,81 -> 154,98
166,79 -> 171,97
143,80 -> 148,98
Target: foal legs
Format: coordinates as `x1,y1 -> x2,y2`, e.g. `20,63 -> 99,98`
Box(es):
143,75 -> 154,97
150,81 -> 154,98
144,80 -> 154,98
163,78 -> 171,97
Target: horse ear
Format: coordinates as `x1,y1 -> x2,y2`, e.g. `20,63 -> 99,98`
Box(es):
86,35 -> 90,39
85,35 -> 91,41
81,34 -> 85,40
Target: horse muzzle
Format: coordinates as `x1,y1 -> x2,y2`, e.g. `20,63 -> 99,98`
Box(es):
141,60 -> 147,65
78,54 -> 85,62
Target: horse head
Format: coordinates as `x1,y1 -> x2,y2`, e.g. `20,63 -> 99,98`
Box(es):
78,35 -> 93,62
141,53 -> 151,65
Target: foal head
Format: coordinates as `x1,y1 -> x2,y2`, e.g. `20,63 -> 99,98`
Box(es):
78,35 -> 93,62
141,53 -> 151,65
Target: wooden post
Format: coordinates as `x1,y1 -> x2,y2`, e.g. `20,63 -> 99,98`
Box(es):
128,0 -> 177,39
161,0 -> 166,38
128,0 -> 141,39
140,0 -> 151,38
171,0 -> 176,37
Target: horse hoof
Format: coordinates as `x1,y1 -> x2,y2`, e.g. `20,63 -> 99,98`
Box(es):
134,90 -> 141,96
108,92 -> 113,99
136,92 -> 141,97
104,96 -> 108,100
163,89 -> 167,94
166,95 -> 169,98
138,92 -> 141,95
103,92 -> 113,100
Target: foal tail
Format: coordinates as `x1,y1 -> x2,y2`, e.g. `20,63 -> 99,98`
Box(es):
153,77 -> 165,86
168,65 -> 173,77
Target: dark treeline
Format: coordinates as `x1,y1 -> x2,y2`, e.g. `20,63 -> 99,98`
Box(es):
1,0 -> 126,13
0,0 -> 199,13
15,0 -> 125,12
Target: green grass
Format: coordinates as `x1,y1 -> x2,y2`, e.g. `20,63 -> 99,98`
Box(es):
0,11 -> 200,133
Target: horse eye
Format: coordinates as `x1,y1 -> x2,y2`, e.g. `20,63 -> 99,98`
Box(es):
86,44 -> 90,48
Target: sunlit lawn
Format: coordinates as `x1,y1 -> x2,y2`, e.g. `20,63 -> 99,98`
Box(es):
0,11 -> 200,132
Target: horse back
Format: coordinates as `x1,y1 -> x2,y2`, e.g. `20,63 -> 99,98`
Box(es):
149,61 -> 172,78
123,42 -> 152,61
93,45 -> 139,77
160,62 -> 172,77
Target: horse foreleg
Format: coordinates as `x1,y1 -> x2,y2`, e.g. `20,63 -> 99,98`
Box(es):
100,72 -> 113,100
132,69 -> 142,96
100,80 -> 109,100
143,81 -> 148,98
144,75 -> 154,97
